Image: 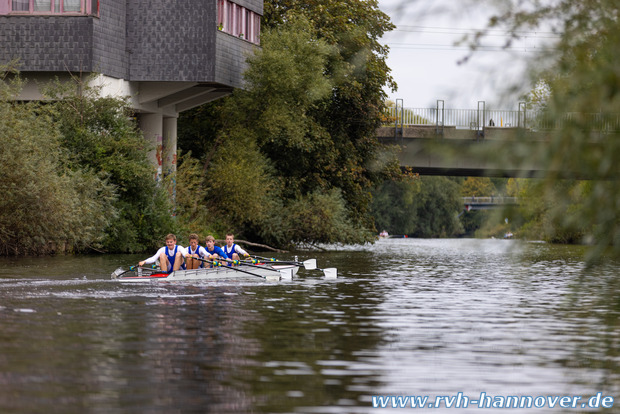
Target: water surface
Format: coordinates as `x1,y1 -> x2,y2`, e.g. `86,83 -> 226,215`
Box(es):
0,239 -> 618,413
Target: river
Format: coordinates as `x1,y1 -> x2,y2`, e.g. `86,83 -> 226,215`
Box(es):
0,238 -> 618,413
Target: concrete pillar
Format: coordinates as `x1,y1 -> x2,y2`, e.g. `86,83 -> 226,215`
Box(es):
162,116 -> 177,177
163,116 -> 178,202
139,113 -> 163,182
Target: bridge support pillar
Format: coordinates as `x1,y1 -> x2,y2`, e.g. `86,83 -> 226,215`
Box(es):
163,117 -> 177,178
163,116 -> 178,202
139,113 -> 163,181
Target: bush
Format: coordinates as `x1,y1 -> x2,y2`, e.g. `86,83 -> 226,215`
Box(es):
0,87 -> 114,254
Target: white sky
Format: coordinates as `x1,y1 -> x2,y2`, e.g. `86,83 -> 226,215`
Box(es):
377,0 -> 553,110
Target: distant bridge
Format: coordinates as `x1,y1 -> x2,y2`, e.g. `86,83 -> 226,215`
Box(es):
377,100 -> 619,178
462,196 -> 519,211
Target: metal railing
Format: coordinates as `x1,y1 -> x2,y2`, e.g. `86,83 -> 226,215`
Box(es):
385,107 -> 527,129
462,196 -> 519,205
384,104 -> 620,131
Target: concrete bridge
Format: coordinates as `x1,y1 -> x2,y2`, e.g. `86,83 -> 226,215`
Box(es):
377,101 -> 619,178
462,196 -> 519,211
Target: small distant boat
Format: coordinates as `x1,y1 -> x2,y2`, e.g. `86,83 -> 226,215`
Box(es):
379,230 -> 389,238
504,232 -> 514,239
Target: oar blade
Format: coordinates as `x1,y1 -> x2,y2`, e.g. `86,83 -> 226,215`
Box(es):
278,267 -> 294,280
322,268 -> 338,279
111,267 -> 125,279
303,259 -> 317,270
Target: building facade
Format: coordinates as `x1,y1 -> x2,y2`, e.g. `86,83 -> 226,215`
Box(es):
0,0 -> 261,179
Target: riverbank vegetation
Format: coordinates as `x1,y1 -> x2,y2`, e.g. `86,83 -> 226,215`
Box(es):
0,65 -> 176,255
2,0 -> 617,257
460,0 -> 620,261
1,0 -> 400,255
175,2 -> 401,248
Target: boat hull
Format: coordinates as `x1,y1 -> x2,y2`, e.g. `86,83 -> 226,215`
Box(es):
113,264 -> 298,283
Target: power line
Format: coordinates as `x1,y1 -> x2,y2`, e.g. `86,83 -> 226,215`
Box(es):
387,42 -> 553,53
394,25 -> 561,39
395,24 -> 560,36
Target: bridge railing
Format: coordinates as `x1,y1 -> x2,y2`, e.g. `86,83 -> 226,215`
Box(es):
384,106 -> 620,131
462,196 -> 519,205
534,112 -> 620,131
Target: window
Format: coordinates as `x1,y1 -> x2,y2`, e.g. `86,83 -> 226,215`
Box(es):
244,9 -> 251,40
34,0 -> 52,12
8,0 -> 97,14
12,0 -> 29,11
217,0 -> 226,30
64,0 -> 81,12
253,13 -> 260,43
217,0 -> 260,45
235,4 -> 244,37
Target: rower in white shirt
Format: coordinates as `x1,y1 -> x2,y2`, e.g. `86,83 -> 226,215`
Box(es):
139,233 -> 188,273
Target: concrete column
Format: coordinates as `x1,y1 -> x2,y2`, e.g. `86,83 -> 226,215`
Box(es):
162,116 -> 177,177
163,116 -> 178,202
139,113 -> 163,182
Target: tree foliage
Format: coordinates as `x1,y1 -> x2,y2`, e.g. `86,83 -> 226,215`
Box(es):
42,77 -> 177,252
460,177 -> 497,197
0,68 -> 176,255
371,176 -> 463,237
0,68 -> 113,254
177,5 -> 399,247
262,0 -> 397,225
370,177 -> 420,235
466,0 -> 620,261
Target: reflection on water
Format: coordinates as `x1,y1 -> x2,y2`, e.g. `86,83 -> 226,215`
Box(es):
0,240 -> 618,413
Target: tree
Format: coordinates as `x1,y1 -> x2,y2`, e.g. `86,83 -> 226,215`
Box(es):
43,76 -> 177,253
0,66 -> 115,254
176,1 -> 399,247
460,177 -> 496,197
261,0 -> 399,226
507,179 -> 589,244
371,176 -> 463,237
371,177 -> 421,235
463,0 -> 620,261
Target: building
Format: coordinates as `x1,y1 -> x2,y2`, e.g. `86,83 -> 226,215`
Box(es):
0,0 -> 261,179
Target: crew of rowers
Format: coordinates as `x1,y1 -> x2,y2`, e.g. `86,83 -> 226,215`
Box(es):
138,233 -> 249,273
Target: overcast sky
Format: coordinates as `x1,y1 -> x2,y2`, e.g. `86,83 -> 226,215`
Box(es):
377,0 -> 552,110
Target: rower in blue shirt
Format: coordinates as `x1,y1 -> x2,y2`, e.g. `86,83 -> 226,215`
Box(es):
205,235 -> 228,263
185,233 -> 209,269
222,233 -> 249,261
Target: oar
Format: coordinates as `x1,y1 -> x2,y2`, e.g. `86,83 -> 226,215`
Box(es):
249,255 -> 336,278
318,266 -> 338,279
193,257 -> 289,281
111,264 -> 158,279
248,255 -> 317,270
220,257 -> 284,273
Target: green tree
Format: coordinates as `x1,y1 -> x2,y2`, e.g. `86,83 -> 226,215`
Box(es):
178,13 -> 397,246
371,177 -> 421,235
460,177 -> 497,197
43,76 -> 177,253
504,178 -> 589,244
371,176 -> 463,237
0,67 -> 115,254
383,100 -> 432,125
412,177 -> 463,238
178,101 -> 224,164
177,1 -> 399,247
462,0 -> 620,261
262,1 -> 397,225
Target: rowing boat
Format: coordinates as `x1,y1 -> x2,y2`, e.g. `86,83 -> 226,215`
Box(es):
111,263 -> 298,283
